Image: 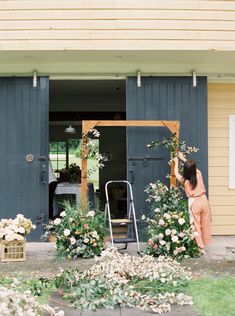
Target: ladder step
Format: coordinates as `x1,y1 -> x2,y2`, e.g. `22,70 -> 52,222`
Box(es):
113,237 -> 137,244
111,219 -> 132,226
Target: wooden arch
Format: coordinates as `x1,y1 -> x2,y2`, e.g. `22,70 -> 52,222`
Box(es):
81,120 -> 180,204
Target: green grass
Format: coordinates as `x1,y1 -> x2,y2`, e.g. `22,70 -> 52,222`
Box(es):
187,276 -> 235,316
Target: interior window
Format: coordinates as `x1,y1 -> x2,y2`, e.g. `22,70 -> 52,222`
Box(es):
49,139 -> 99,190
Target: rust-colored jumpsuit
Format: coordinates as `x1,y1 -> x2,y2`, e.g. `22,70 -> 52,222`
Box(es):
184,170 -> 212,250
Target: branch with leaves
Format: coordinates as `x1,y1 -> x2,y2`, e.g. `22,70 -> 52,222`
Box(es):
147,133 -> 199,164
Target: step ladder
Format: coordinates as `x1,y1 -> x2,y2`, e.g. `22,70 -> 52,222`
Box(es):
104,180 -> 140,254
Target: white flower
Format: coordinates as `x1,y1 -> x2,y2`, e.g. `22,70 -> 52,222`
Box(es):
16,214 -> 24,219
159,219 -> 165,226
171,236 -> 179,243
171,229 -> 177,235
70,237 -> 76,245
159,240 -> 166,245
154,208 -> 160,213
18,227 -> 25,234
84,238 -> 89,243
193,231 -> 199,237
54,218 -> 61,225
64,229 -> 70,237
178,218 -> 185,225
165,229 -> 171,236
159,233 -> 164,239
87,210 -> 95,217
179,232 -> 185,238
32,224 -> 36,230
141,215 -> 146,220
163,213 -> 171,219
60,211 -> 66,217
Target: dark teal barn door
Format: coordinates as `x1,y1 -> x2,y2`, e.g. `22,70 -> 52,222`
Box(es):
0,77 -> 49,240
127,77 -> 208,218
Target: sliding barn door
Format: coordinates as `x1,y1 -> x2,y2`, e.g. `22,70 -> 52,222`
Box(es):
0,77 -> 49,240
127,77 -> 208,218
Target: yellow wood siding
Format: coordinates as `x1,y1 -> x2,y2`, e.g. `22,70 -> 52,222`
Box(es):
0,1 -> 235,50
208,83 -> 235,235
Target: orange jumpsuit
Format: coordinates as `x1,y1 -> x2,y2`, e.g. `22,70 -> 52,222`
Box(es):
184,170 -> 212,250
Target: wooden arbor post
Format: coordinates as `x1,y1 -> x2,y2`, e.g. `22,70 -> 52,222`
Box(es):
81,120 -> 180,206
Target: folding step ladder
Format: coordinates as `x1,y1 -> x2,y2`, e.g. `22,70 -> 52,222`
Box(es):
104,180 -> 140,254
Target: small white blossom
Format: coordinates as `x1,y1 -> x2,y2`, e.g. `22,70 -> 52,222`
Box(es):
70,237 -> 76,245
165,229 -> 171,236
159,219 -> 165,226
64,229 -> 70,237
178,218 -> 185,225
54,218 -> 61,225
60,211 -> 66,217
171,236 -> 179,243
87,210 -> 96,217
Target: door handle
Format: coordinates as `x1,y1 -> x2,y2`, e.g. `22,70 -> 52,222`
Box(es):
38,156 -> 47,161
40,169 -> 47,184
129,169 -> 134,185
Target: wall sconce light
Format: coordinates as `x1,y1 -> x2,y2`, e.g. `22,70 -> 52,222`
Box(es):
64,124 -> 77,134
192,70 -> 197,87
33,70 -> 37,88
137,70 -> 141,87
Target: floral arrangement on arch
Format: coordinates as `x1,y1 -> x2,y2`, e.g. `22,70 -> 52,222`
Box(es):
144,182 -> 200,259
50,202 -> 106,259
0,214 -> 36,242
75,128 -> 105,177
147,132 -> 199,163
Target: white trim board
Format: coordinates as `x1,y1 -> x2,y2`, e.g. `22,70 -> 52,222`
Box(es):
229,115 -> 235,189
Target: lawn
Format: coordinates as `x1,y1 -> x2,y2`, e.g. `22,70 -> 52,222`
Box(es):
187,276 -> 235,316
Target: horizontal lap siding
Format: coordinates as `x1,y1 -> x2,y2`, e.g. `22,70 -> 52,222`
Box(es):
0,1 -> 235,50
208,83 -> 235,235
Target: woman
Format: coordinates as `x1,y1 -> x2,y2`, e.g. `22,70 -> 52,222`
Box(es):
174,152 -> 212,254
48,158 -> 58,219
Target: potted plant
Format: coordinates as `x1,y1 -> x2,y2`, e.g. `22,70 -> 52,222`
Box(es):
60,163 -> 81,183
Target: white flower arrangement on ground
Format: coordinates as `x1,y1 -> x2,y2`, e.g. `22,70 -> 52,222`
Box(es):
0,286 -> 64,316
54,247 -> 193,314
0,214 -> 36,241
45,202 -> 106,259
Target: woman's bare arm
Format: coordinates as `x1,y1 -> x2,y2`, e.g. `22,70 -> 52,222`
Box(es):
173,157 -> 184,183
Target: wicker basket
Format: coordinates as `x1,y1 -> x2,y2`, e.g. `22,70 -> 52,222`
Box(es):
1,240 -> 26,262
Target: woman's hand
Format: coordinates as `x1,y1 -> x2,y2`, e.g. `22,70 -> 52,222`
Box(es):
173,156 -> 178,163
178,151 -> 186,162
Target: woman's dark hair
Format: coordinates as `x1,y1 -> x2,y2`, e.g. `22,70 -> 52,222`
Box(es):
183,159 -> 197,190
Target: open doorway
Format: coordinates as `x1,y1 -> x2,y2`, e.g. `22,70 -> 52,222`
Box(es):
49,80 -> 127,217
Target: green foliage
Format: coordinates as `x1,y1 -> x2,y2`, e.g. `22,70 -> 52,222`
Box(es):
187,277 -> 235,316
75,129 -> 105,177
75,139 -> 99,160
144,181 -> 200,260
147,133 -> 199,162
52,202 -> 107,259
0,275 -> 54,304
